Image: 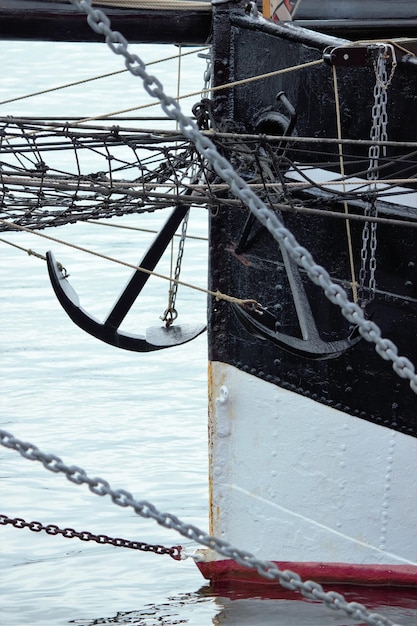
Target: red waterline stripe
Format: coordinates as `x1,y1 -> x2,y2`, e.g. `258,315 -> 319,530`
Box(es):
197,560 -> 417,588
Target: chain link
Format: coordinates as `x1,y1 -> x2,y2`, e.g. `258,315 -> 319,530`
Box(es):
0,428 -> 404,626
359,45 -> 394,308
0,513 -> 181,559
69,0 -> 417,395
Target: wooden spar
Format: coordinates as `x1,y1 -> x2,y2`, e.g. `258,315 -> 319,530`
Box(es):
0,0 -> 213,45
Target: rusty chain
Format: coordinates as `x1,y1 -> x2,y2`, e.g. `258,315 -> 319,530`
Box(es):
0,513 -> 182,560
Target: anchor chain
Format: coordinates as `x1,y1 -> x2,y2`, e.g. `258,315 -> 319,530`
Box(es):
0,513 -> 182,560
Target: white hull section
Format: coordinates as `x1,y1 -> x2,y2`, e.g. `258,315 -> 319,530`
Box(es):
206,361 -> 417,568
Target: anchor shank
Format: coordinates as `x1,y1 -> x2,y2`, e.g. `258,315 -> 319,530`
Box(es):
235,213 -> 257,255
279,244 -> 320,342
105,203 -> 189,329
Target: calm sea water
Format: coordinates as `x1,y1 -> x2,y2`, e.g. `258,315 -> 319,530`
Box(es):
1,38 -> 416,626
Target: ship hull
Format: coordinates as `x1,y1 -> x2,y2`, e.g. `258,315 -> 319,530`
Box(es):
201,362 -> 417,588
201,1 -> 417,590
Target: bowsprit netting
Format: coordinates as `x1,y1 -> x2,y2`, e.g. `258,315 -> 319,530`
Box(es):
2,116 -> 417,234
0,117 -> 208,231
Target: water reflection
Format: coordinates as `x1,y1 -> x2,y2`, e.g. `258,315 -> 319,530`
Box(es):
67,585 -> 417,626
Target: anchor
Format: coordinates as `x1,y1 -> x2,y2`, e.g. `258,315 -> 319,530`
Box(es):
232,89 -> 360,359
46,202 -> 206,352
233,228 -> 361,360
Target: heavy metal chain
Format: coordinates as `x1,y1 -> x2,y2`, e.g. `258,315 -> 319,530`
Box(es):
70,0 -> 417,394
0,513 -> 181,559
359,45 -> 394,308
0,429 -> 403,626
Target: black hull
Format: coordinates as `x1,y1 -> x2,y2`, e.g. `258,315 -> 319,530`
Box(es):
208,3 -> 417,438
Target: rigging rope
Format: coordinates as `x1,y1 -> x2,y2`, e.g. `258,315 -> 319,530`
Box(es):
0,59 -> 324,132
75,58 -> 324,124
0,5 -> 415,626
0,47 -> 210,108
2,115 -> 415,234
332,64 -> 358,302
92,0 -> 210,9
0,218 -> 254,308
86,219 -> 208,240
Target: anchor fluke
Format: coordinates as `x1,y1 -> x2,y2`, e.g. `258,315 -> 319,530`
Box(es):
146,324 -> 206,347
232,203 -> 361,360
232,302 -> 360,361
47,251 -> 205,351
46,251 -> 157,351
